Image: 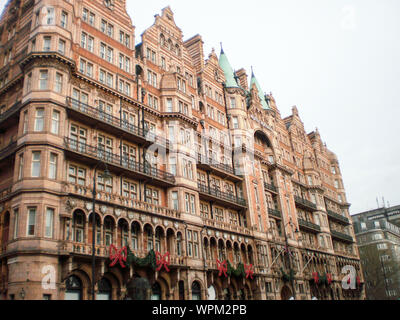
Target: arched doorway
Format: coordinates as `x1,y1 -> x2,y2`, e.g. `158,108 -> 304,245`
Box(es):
192,281 -> 201,300
281,285 -> 292,301
97,278 -> 112,300
151,282 -> 162,300
65,275 -> 83,300
127,277 -> 151,301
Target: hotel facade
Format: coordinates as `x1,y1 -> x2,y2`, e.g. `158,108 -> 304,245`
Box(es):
0,0 -> 364,300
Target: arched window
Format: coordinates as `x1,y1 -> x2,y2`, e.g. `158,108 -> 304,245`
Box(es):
160,34 -> 165,46
73,211 -> 85,243
97,278 -> 112,300
155,228 -> 162,252
104,217 -> 114,246
145,226 -> 153,251
131,223 -> 139,251
65,275 -> 82,300
119,220 -> 129,247
151,282 -> 161,300
176,233 -> 182,256
192,281 -> 201,300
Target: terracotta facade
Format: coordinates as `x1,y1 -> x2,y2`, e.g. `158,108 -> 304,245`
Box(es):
0,0 -> 364,300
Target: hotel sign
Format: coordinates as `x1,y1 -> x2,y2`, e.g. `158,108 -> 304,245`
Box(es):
250,115 -> 272,131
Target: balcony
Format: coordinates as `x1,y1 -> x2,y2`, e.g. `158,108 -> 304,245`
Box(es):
330,230 -> 354,244
264,182 -> 278,194
65,183 -> 181,220
327,210 -> 350,225
0,186 -> 12,202
64,138 -> 175,186
298,219 -> 321,234
202,217 -> 251,236
268,208 -> 282,219
294,195 -> 317,211
197,183 -> 247,210
196,153 -> 242,182
66,97 -> 171,149
0,101 -> 22,132
0,141 -> 17,161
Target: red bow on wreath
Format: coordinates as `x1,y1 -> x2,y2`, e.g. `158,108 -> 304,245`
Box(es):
244,264 -> 254,280
327,273 -> 333,285
347,277 -> 351,285
313,272 -> 319,284
156,252 -> 171,272
217,260 -> 228,278
109,245 -> 127,268
356,276 -> 361,287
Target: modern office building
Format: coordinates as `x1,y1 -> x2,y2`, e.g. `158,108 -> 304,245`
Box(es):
0,0 -> 364,300
353,206 -> 400,300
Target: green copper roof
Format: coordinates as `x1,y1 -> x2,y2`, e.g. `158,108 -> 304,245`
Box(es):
219,48 -> 239,88
250,70 -> 270,110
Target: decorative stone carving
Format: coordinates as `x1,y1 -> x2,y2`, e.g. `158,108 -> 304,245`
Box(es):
85,203 -> 93,211
100,206 -> 108,214
115,208 -> 122,217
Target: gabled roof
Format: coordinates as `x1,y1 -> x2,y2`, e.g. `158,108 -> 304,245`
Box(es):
218,47 -> 239,88
250,69 -> 270,110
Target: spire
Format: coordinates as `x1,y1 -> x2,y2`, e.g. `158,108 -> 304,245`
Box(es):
250,69 -> 270,110
218,46 -> 239,88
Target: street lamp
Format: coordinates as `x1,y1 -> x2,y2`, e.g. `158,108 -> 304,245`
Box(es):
91,161 -> 112,301
283,219 -> 300,300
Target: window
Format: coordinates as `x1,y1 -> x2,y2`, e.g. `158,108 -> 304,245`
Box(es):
34,108 -> 45,132
13,209 -> 19,239
18,154 -> 24,180
31,151 -> 41,177
55,73 -> 63,93
146,188 -> 159,205
172,191 -> 179,210
43,36 -> 51,51
377,243 -> 388,250
88,36 -> 94,52
45,208 -> 54,238
68,165 -> 86,186
106,47 -> 113,63
61,11 -> 68,28
100,43 -> 106,59
230,97 -> 236,108
26,73 -> 32,92
166,98 -> 173,112
97,174 -> 113,194
170,157 -> 177,175
49,153 -> 58,179
46,7 -> 54,25
39,70 -> 48,90
27,208 -> 36,236
233,117 -> 239,129
58,39 -> 65,55
81,32 -> 87,48
122,181 -> 137,199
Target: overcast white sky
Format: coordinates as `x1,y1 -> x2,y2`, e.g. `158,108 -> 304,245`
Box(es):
1,0 -> 399,214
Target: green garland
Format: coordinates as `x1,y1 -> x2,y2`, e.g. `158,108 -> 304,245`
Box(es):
227,261 -> 246,278
125,247 -> 157,271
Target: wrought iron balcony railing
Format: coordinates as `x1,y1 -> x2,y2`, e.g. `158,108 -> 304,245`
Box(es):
66,97 -> 171,148
294,195 -> 317,211
197,183 -> 247,207
298,219 -> 321,233
64,138 -> 175,184
0,141 -> 17,161
264,182 -> 278,193
330,230 -> 354,243
197,153 -> 235,175
268,208 -> 282,219
327,210 -> 350,225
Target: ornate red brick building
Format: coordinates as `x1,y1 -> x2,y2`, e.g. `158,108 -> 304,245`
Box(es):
0,0 -> 364,300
